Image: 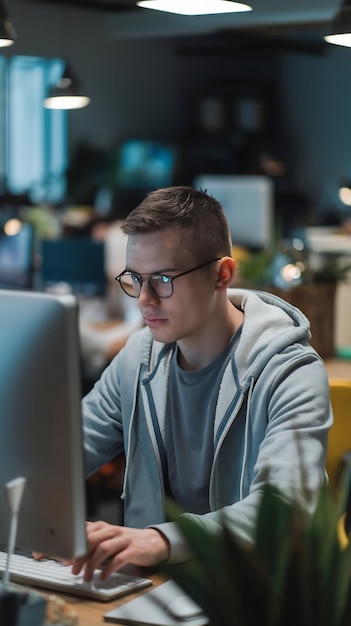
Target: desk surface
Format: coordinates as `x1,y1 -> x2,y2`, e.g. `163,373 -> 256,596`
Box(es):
43,571 -> 167,625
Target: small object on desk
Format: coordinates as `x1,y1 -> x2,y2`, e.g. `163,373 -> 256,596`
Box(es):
104,579 -> 209,625
0,551 -> 152,602
0,582 -> 46,626
46,593 -> 79,625
0,477 -> 45,626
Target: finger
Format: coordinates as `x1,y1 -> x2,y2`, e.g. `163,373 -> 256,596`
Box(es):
82,536 -> 127,581
71,522 -> 111,575
86,522 -> 120,544
98,552 -> 129,580
71,555 -> 89,576
32,552 -> 44,560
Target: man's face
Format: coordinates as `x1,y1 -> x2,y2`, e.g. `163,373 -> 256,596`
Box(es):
125,227 -> 219,345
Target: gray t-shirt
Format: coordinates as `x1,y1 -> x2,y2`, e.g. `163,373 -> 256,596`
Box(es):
165,330 -> 241,514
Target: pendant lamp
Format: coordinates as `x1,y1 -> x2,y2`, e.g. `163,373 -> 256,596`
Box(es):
136,0 -> 252,16
325,0 -> 351,47
43,63 -> 90,110
0,0 -> 16,47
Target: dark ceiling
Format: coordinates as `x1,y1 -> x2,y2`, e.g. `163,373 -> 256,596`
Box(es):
20,0 -> 334,56
24,0 -> 140,10
21,0 -> 336,23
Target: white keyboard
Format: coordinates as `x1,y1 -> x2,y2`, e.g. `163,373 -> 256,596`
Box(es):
0,551 -> 152,601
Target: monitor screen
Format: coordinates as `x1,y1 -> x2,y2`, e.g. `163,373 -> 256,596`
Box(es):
0,290 -> 87,560
40,238 -> 106,296
117,140 -> 178,190
193,175 -> 274,250
0,222 -> 34,289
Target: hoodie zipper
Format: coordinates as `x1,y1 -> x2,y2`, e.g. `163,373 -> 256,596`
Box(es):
140,381 -> 166,499
209,386 -> 246,510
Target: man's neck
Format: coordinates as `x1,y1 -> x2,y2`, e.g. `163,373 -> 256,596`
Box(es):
177,301 -> 244,372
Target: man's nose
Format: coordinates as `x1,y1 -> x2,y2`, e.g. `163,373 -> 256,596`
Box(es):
138,280 -> 159,305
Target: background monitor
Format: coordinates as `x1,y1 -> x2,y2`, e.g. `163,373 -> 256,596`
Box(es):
193,174 -> 274,250
111,139 -> 179,219
0,290 -> 87,560
40,238 -> 106,296
0,222 -> 34,289
117,139 -> 178,190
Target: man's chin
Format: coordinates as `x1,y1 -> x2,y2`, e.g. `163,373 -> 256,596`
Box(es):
148,326 -> 176,345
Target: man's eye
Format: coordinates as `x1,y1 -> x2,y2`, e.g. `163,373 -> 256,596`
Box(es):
131,274 -> 140,284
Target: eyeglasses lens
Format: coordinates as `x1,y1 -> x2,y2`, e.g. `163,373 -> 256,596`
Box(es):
150,276 -> 173,298
119,274 -> 140,298
119,274 -> 173,298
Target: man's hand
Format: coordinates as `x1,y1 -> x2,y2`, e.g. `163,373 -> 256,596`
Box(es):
72,521 -> 170,581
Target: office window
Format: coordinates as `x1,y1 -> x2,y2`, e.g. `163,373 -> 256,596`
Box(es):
0,56 -> 67,204
0,56 -> 6,190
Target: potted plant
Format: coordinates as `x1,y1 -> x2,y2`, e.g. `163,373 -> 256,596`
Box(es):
163,478 -> 351,626
235,244 -> 351,358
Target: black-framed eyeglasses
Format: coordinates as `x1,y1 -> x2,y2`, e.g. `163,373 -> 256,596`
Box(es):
115,258 -> 221,299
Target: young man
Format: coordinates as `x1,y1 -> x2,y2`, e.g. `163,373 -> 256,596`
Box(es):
76,186 -> 332,581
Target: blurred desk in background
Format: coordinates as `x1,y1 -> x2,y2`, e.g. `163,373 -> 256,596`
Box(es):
78,294 -> 142,394
325,358 -> 351,380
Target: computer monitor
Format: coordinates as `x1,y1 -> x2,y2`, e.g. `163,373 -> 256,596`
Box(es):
0,222 -> 34,289
40,238 -> 106,296
111,139 -> 179,219
117,139 -> 178,190
193,175 -> 274,250
0,290 -> 87,560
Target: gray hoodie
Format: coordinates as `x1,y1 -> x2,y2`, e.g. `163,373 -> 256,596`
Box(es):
82,288 -> 332,562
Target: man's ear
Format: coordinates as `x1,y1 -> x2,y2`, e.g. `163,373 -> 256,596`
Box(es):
215,257 -> 236,290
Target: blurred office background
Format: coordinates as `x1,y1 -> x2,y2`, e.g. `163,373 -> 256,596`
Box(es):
3,0 -> 351,357
0,0 -> 345,217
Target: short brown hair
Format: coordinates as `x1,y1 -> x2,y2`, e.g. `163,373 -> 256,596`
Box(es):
121,186 -> 232,259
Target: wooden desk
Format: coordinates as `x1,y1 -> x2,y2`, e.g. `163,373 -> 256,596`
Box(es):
43,572 -> 167,626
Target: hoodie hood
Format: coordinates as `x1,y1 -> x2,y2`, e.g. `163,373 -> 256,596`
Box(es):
228,288 -> 313,386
